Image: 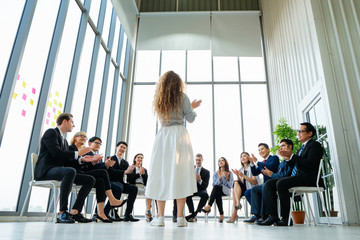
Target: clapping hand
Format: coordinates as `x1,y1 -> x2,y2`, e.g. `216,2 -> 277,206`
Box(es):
261,167 -> 273,177
191,99 -> 202,109
105,157 -> 115,168
250,154 -> 257,164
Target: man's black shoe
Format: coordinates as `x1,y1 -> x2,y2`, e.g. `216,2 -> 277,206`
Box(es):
244,215 -> 260,223
56,212 -> 75,223
258,216 -> 280,226
70,213 -> 92,223
274,217 -> 293,226
255,216 -> 267,224
123,214 -> 140,222
107,214 -> 123,222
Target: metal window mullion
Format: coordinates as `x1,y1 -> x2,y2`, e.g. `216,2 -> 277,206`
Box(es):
105,26 -> 124,156
116,40 -> 131,142
64,0 -> 92,113
0,0 -> 37,146
95,7 -> 116,137
81,0 -> 107,132
238,57 -> 245,152
17,0 -> 70,214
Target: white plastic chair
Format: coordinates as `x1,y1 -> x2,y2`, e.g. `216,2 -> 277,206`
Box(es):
19,153 -> 77,222
288,159 -> 331,226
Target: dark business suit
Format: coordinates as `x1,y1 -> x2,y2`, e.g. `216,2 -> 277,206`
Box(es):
186,167 -> 210,213
105,155 -> 138,217
247,155 -> 279,211
252,160 -> 293,216
264,139 -> 323,218
34,127 -> 95,212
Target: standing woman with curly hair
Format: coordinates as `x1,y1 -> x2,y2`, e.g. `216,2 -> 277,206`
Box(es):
146,70 -> 202,227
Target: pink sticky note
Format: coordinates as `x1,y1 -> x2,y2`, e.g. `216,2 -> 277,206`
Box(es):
53,107 -> 56,113
47,112 -> 50,118
21,110 -> 26,117
17,74 -> 20,80
22,93 -> 27,101
46,119 -> 49,125
32,88 -> 36,94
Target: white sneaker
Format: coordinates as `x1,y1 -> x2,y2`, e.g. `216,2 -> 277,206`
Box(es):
150,216 -> 165,227
177,217 -> 188,227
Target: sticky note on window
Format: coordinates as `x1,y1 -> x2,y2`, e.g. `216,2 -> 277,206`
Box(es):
48,101 -> 52,107
22,81 -> 26,88
21,109 -> 26,117
53,99 -> 57,105
49,93 -> 52,98
54,115 -> 57,120
22,93 -> 27,101
17,74 -> 20,80
57,110 -> 61,115
51,122 -> 55,127
55,91 -> 59,97
46,119 -> 49,125
47,112 -> 50,118
30,99 -> 34,106
13,93 -> 18,99
53,107 -> 56,113
59,102 -> 62,108
32,88 -> 36,94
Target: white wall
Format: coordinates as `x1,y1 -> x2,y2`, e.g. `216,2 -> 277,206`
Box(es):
261,0 -> 360,224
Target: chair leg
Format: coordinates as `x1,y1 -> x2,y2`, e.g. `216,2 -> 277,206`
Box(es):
288,192 -> 295,226
243,198 -> 249,219
301,194 -> 311,226
45,187 -> 56,222
19,183 -> 33,221
319,190 -> 331,227
51,188 -> 60,222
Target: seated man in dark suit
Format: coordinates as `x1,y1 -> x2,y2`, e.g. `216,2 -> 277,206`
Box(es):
34,113 -> 98,223
104,141 -> 139,222
261,122 -> 323,226
184,154 -> 210,222
257,139 -> 294,225
244,143 -> 279,223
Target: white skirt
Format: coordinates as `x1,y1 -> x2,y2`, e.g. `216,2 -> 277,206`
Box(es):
145,125 -> 197,200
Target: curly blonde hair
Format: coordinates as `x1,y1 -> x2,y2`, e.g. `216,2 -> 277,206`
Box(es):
153,71 -> 184,122
70,131 -> 87,145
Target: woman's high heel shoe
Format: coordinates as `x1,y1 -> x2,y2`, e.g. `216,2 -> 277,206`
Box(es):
226,216 -> 239,223
235,203 -> 242,210
94,214 -> 112,223
110,199 -> 128,208
201,208 -> 211,214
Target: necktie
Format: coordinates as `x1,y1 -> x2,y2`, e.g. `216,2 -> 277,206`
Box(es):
195,168 -> 200,174
291,144 -> 305,176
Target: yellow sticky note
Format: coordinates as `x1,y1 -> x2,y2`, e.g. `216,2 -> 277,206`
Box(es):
53,99 -> 57,105
55,91 -> 59,97
54,115 -> 57,120
13,93 -> 18,99
49,93 -> 52,98
30,99 -> 34,106
57,110 -> 61,115
22,81 -> 26,88
59,102 -> 63,108
48,101 -> 52,107
51,122 -> 55,127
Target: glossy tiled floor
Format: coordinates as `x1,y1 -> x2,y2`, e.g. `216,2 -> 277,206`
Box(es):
1,218 -> 359,240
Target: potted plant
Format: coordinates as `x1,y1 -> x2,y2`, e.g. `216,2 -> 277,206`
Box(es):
292,198 -> 306,224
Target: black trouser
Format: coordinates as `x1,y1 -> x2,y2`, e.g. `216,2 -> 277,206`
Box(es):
104,182 -> 123,215
208,185 -> 226,215
84,169 -> 111,203
264,176 -> 315,218
187,190 -> 209,214
38,167 -> 95,212
105,182 -> 137,216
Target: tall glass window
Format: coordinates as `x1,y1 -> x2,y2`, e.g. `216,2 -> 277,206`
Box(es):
0,0 -> 26,93
0,0 -> 60,211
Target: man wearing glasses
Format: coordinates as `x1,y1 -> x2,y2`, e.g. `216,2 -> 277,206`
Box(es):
260,122 -> 323,226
